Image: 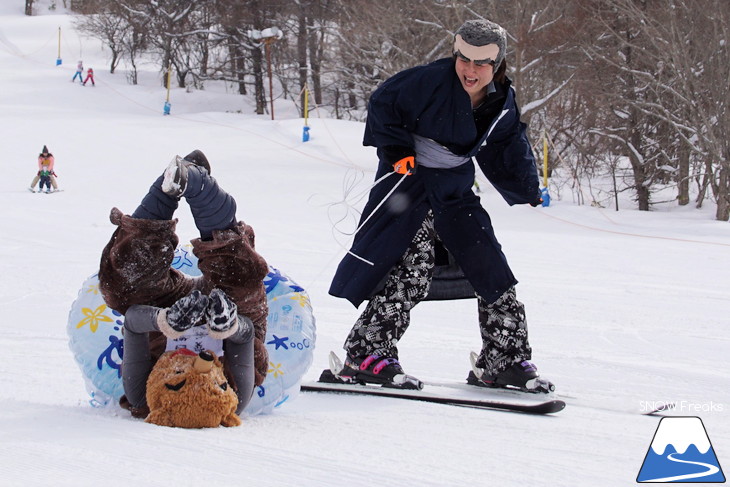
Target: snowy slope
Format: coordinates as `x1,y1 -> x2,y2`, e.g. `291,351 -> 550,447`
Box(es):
1,6 -> 728,487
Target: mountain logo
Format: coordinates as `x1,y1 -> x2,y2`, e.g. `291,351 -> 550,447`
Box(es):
637,416 -> 725,483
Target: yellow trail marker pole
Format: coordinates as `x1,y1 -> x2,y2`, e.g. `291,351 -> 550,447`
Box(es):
304,88 -> 309,125
56,27 -> 62,65
543,130 -> 549,188
539,130 -> 551,206
163,65 -> 172,115
302,87 -> 310,142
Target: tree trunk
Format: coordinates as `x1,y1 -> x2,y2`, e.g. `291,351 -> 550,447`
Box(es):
228,38 -> 246,96
716,164 -> 730,221
308,25 -> 323,105
347,79 -> 356,110
25,0 -> 33,15
627,107 -> 651,211
297,6 -> 308,117
677,139 -> 690,206
695,159 -> 712,209
200,42 -> 209,81
624,26 -> 651,211
110,50 -> 119,74
251,46 -> 266,115
161,50 -> 172,89
176,66 -> 187,88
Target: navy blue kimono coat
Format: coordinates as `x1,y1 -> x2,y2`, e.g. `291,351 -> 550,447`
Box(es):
329,58 -> 539,308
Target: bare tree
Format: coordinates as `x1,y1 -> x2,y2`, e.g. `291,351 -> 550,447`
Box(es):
640,0 -> 730,220
68,0 -> 728,219
74,0 -> 151,83
73,6 -> 128,73
575,1 -> 669,210
578,0 -> 729,219
330,0 -> 457,119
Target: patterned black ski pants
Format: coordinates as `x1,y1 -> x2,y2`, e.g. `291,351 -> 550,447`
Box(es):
343,212 -> 532,377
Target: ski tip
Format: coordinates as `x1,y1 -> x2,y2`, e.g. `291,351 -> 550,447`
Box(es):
642,402 -> 676,416
518,399 -> 566,415
547,399 -> 567,414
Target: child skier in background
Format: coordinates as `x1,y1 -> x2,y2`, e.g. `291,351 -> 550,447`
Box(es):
72,61 -> 83,83
83,67 -> 94,86
29,145 -> 58,192
38,168 -> 53,193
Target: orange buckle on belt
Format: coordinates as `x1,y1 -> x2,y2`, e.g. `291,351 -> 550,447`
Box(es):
393,156 -> 415,175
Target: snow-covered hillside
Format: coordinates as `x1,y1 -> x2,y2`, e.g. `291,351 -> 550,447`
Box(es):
1,5 -> 728,486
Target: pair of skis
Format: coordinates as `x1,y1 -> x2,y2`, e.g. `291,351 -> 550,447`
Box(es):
301,352 -> 567,415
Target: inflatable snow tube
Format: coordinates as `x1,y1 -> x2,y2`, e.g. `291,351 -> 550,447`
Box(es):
67,244 -> 316,415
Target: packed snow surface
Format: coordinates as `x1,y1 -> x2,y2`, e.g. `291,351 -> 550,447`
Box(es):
0,4 -> 728,486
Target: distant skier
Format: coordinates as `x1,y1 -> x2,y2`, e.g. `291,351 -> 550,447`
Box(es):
72,60 -> 83,83
38,169 -> 53,193
29,145 -> 58,192
82,67 -> 95,86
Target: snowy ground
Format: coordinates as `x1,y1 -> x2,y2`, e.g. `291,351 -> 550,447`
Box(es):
1,5 -> 728,487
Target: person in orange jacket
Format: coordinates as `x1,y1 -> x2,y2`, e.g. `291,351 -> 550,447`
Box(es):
83,67 -> 95,86
29,145 -> 58,192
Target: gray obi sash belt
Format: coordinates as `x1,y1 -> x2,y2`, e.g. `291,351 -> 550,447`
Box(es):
413,134 -> 471,169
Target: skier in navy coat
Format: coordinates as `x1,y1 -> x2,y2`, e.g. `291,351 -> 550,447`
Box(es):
329,19 -> 554,393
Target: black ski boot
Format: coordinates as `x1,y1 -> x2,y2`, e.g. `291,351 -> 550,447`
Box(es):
183,149 -> 211,174
321,352 -> 423,390
468,352 -> 555,394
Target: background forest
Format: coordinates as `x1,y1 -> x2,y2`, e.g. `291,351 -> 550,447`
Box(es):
26,0 -> 730,220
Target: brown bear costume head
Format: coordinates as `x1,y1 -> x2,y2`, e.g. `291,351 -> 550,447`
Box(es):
145,349 -> 241,428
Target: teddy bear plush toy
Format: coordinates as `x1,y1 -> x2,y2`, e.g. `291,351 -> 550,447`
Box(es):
145,348 -> 241,428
